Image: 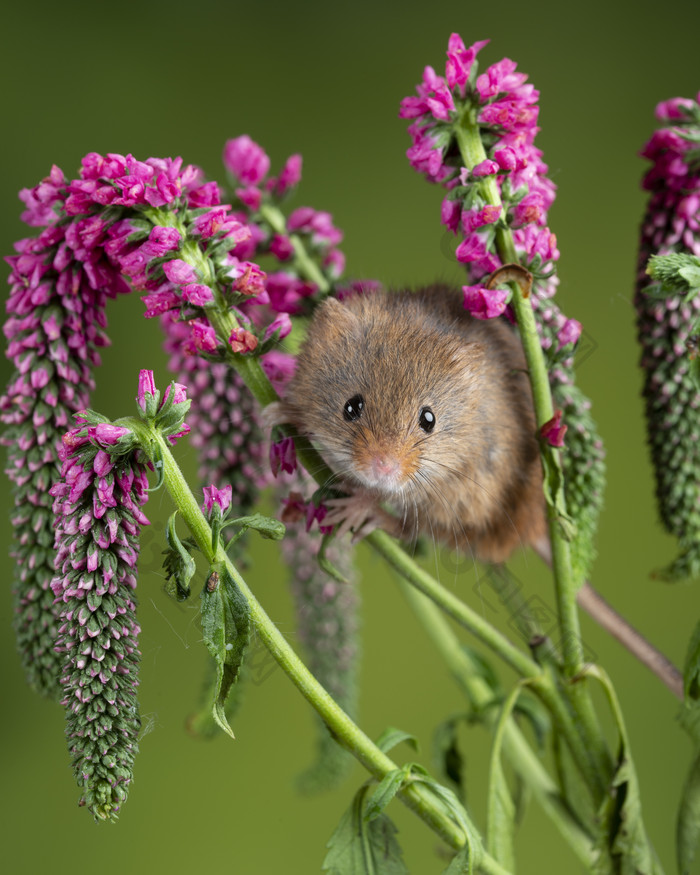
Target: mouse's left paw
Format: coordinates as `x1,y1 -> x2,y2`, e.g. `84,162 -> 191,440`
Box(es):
324,489 -> 393,542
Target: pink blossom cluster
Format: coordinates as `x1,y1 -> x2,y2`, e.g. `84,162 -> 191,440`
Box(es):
634,94 -> 700,579
222,134 -> 346,318
640,94 -> 700,256
281,490 -> 333,535
49,414 -> 150,821
399,33 -> 569,337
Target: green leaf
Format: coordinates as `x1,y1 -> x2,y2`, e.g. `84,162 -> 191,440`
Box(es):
584,666 -> 661,875
411,774 -> 484,868
227,512 -> 286,540
441,844 -> 474,874
677,750 -> 700,875
364,766 -> 411,822
162,512 -> 197,600
512,690 -> 551,752
375,727 -> 419,755
539,445 -> 577,543
322,784 -> 408,874
486,683 -> 525,871
199,564 -> 250,739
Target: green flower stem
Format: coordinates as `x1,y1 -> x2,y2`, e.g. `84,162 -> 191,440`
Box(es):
454,111 -> 613,787
373,531 -> 605,800
152,428 -> 516,871
368,530 -> 540,680
259,202 -> 331,293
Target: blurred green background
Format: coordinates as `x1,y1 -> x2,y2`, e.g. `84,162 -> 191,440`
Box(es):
2,0 -> 700,871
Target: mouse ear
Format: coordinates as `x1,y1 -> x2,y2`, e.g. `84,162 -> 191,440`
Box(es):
311,296 -> 359,338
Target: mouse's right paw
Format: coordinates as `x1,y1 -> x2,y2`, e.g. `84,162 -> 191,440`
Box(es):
324,490 -> 394,542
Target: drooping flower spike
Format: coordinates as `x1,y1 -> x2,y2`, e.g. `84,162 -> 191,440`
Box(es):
635,94 -> 700,580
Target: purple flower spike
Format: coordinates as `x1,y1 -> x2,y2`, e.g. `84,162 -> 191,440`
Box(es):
635,93 -> 700,579
50,418 -> 150,821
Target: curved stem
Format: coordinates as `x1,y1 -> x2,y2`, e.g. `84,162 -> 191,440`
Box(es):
153,429 -> 517,870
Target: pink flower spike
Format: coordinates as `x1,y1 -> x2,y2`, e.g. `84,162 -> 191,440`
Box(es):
137,370 -> 157,412
229,327 -> 259,354
462,285 -> 509,319
269,437 -> 297,477
558,318 -> 582,349
223,135 -> 270,186
472,159 -> 499,178
540,410 -> 567,447
163,259 -> 198,285
202,483 -> 233,516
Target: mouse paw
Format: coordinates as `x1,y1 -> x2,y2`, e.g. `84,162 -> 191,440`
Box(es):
324,490 -> 392,542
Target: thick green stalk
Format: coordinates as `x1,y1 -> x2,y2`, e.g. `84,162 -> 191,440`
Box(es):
152,429 -> 516,871
398,579 -> 596,868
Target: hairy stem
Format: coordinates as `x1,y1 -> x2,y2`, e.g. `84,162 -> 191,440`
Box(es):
453,110 -> 613,789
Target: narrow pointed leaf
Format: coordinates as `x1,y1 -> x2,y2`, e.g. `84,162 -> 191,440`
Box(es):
323,784 -> 408,874
585,666 -> 660,874
677,750 -> 700,875
486,683 -> 525,871
228,512 -> 285,540
375,727 -> 419,755
199,564 -> 250,739
162,511 -> 197,600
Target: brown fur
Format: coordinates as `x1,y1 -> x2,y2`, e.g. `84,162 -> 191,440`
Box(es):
281,285 -> 547,563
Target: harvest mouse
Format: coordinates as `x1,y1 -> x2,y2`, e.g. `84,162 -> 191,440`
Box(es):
269,284 -> 547,563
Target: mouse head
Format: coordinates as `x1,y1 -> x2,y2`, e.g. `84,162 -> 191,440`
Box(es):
285,293 -> 488,497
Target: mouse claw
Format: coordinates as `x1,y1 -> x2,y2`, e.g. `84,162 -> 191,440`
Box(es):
325,490 -> 385,542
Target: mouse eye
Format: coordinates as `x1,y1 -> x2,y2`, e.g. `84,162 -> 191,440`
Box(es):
419,407 -> 436,433
343,394 -> 364,422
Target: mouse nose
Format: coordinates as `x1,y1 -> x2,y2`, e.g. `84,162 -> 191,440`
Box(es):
371,455 -> 401,480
